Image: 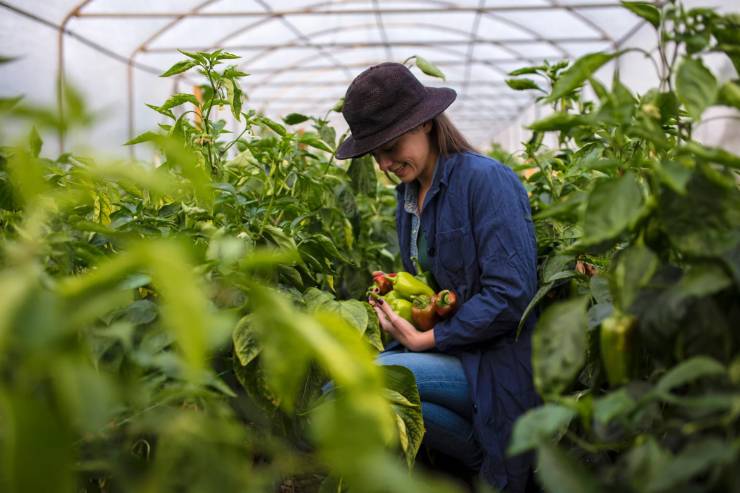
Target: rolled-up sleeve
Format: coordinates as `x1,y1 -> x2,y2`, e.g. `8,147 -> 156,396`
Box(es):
434,164 -> 537,352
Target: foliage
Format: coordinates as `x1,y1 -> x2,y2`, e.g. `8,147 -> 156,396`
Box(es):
504,2 -> 740,492
0,51 -> 458,492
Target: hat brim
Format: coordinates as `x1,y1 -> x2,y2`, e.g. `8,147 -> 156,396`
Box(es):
335,87 -> 456,160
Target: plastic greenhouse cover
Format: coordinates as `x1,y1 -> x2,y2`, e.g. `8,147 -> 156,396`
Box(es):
1,0 -> 738,156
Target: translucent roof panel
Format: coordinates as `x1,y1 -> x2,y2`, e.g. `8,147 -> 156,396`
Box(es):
1,0 -> 738,156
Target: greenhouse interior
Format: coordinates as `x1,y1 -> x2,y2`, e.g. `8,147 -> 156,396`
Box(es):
1,1 -> 739,492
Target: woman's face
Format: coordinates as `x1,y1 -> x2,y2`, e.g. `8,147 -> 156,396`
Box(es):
371,122 -> 436,184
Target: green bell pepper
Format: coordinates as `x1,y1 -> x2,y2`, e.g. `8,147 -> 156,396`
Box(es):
389,272 -> 434,300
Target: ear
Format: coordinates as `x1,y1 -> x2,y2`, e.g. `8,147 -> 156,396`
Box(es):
421,121 -> 433,133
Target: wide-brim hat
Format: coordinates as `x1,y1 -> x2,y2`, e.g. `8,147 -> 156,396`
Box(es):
335,62 -> 456,160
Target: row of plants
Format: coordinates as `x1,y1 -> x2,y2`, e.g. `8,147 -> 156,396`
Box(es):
498,2 -> 740,492
0,50 -> 466,492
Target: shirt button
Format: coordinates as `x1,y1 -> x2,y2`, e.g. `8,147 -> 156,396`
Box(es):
428,247 -> 436,257
473,404 -> 478,413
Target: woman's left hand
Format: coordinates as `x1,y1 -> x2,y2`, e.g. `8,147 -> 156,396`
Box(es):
370,299 -> 435,352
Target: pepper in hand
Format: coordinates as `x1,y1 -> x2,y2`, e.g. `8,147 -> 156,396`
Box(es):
434,289 -> 458,318
412,295 -> 438,332
390,272 -> 435,299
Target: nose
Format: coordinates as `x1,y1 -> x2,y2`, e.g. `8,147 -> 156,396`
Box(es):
374,152 -> 393,171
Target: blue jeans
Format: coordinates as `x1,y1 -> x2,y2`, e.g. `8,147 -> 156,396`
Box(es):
377,348 -> 484,471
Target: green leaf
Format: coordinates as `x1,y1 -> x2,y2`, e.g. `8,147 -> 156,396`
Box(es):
283,113 -> 310,125
299,132 -> 333,153
414,56 -> 446,80
161,59 -> 197,77
717,81 -> 740,109
593,388 -> 636,424
655,159 -> 693,194
324,299 -> 369,335
177,49 -> 208,64
363,303 -> 384,351
331,97 -> 345,113
506,78 -> 542,92
545,52 -> 616,103
257,116 -> 287,137
536,443 -> 602,493
28,126 -> 42,158
517,281 -> 554,337
347,154 -> 377,196
654,356 -> 725,395
675,57 -> 717,120
509,65 -> 546,76
508,404 -> 575,455
612,244 -> 658,310
160,93 -> 199,111
145,103 -> 175,120
624,438 -> 671,492
232,314 -> 261,366
682,141 -> 740,169
533,296 -> 589,397
382,365 -> 425,467
124,300 -> 158,325
621,1 -> 661,28
578,172 -> 645,247
529,112 -> 587,132
659,167 -> 740,257
0,95 -> 23,112
645,438 -> 737,493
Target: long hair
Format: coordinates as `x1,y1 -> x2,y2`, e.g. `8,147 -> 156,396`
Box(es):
430,113 -> 477,156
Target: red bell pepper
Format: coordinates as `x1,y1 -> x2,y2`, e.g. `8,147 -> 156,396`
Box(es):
411,295 -> 437,332
434,290 -> 458,319
372,270 -> 394,295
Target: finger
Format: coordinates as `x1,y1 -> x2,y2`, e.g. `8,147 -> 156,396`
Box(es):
375,298 -> 399,323
372,304 -> 393,329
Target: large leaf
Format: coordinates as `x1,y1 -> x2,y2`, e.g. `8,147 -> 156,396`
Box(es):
533,296 -> 589,397
545,52 -> 616,103
611,244 -> 658,310
508,404 -> 575,455
382,365 -> 425,467
347,154 -> 377,196
621,1 -> 661,28
160,93 -> 199,111
232,314 -> 261,367
536,443 -> 602,493
653,355 -> 726,395
660,167 -> 740,256
529,113 -> 588,132
645,438 -> 737,492
676,57 -> 717,120
161,59 -> 197,77
717,81 -> 740,110
578,172 -> 646,248
592,388 -> 636,425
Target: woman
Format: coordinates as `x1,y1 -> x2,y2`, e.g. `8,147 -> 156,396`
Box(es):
335,62 -> 540,492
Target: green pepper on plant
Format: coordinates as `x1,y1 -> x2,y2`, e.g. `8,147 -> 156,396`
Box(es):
600,311 -> 637,387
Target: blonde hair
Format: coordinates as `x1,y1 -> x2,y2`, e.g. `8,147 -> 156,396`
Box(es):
429,113 -> 476,156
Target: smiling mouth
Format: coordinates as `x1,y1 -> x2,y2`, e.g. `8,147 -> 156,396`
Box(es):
391,163 -> 409,173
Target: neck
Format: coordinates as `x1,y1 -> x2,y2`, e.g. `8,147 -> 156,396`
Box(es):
417,151 -> 438,192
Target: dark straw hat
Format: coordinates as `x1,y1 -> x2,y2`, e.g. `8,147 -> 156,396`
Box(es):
335,62 -> 456,160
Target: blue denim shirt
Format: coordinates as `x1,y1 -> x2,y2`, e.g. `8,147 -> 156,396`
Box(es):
395,151 -> 540,492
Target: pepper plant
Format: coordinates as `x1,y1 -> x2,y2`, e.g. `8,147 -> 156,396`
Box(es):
0,50 -> 459,492
504,2 -> 740,492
